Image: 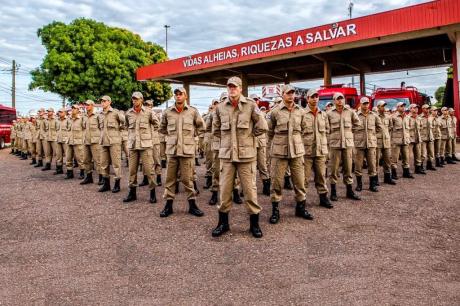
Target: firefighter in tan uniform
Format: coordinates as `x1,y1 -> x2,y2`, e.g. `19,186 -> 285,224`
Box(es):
10,120 -> 17,155
266,84 -> 312,224
97,95 -> 125,193
81,100 -> 103,185
35,109 -> 47,168
20,116 -> 31,160
327,92 -> 361,201
42,108 -> 58,171
419,104 -> 437,171
14,118 -> 23,158
302,88 -> 333,208
376,101 -> 396,185
439,107 -> 455,165
122,92 -> 160,204
391,102 -> 413,179
211,76 -> 267,238
121,116 -> 129,167
203,103 -> 217,190
353,97 -> 382,192
28,115 -> 39,165
55,108 -> 69,175
431,107 -> 443,167
158,87 -> 205,218
407,104 -> 425,174
159,114 -> 167,169
448,108 -> 458,161
65,105 -> 85,179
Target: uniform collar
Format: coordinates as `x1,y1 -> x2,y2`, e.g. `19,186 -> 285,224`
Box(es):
305,104 -> 321,114
172,103 -> 189,113
279,101 -> 299,111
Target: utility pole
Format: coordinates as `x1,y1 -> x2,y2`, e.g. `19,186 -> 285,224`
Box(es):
348,1 -> 355,90
164,24 -> 171,108
12,60 -> 16,109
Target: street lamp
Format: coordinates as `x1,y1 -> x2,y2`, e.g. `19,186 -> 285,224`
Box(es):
164,25 -> 170,55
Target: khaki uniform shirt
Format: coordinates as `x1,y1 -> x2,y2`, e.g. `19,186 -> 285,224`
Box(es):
84,112 -> 101,145
125,106 -> 160,150
439,115 -> 452,140
45,118 -> 58,142
326,107 -> 360,149
408,115 -> 422,144
353,110 -> 382,149
303,105 -> 329,157
449,116 -> 457,139
68,115 -> 85,145
57,118 -> 70,144
391,112 -> 410,145
418,114 -> 434,142
213,96 -> 267,162
377,112 -> 392,149
159,103 -> 204,157
23,121 -> 32,140
98,107 -> 125,146
38,117 -> 47,140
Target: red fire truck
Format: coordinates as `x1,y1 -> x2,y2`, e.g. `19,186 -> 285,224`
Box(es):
317,84 -> 369,110
370,86 -> 430,111
0,104 -> 17,149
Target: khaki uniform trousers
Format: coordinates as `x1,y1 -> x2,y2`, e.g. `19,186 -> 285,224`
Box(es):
440,139 -> 451,157
391,144 -> 410,169
121,140 -> 129,161
83,144 -> 101,175
409,142 -> 422,167
55,142 -> 67,166
160,141 -> 166,162
100,145 -> 122,179
164,156 -> 195,200
270,157 -> 305,203
66,144 -> 84,171
28,141 -> 37,159
44,141 -> 57,164
211,150 -> 220,192
129,149 -> 156,189
257,146 -> 270,180
204,142 -> 213,177
153,144 -> 162,175
376,147 -> 392,173
36,139 -> 45,161
304,155 -> 328,194
434,139 -> 441,157
450,138 -> 456,156
355,148 -> 377,177
420,141 -> 434,164
329,148 -> 354,185
218,161 -> 261,215
22,139 -> 29,153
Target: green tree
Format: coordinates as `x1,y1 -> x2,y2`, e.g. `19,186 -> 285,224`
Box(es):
434,85 -> 445,107
29,18 -> 171,109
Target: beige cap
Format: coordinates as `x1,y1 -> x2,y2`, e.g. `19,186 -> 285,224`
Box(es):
441,107 -> 448,111
448,107 -> 454,112
409,104 -> 418,109
47,107 -> 54,112
99,95 -> 111,102
377,100 -> 387,107
58,108 -> 67,113
307,88 -> 318,97
85,99 -> 95,105
326,102 -> 333,107
174,87 -> 187,95
249,93 -> 260,100
396,102 -> 406,107
227,76 -> 242,87
212,98 -> 219,105
421,104 -> 430,109
38,108 -> 45,112
431,106 -> 438,110
71,104 -> 80,109
273,96 -> 283,104
360,97 -> 370,104
333,92 -> 345,100
144,99 -> 153,106
219,92 -> 228,101
282,84 -> 295,94
132,91 -> 143,99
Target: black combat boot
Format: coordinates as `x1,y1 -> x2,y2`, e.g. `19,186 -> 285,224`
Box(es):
150,188 -> 157,203
269,202 -> 280,224
249,214 -> 263,238
41,162 -> 51,171
160,200 -> 173,217
355,176 -> 363,191
441,157 -> 446,165
139,175 -> 149,187
194,181 -> 200,195
123,187 -> 137,203
78,169 -> 85,179
80,172 -> 93,185
203,176 -> 212,189
383,172 -> 396,185
435,157 -> 442,167
54,165 -> 63,175
283,176 -> 293,190
446,155 -> 456,164
319,193 -> 333,208
195,157 -> 200,166
20,152 -> 28,160
161,160 -> 167,168
112,178 -> 121,193
212,212 -> 229,237
295,200 -> 314,220
375,175 -> 380,186
391,168 -> 399,180
98,177 -> 111,192
232,189 -> 242,204
30,158 -> 37,165
209,191 -> 218,205
188,199 -> 204,217
426,160 -> 436,171
64,169 -> 74,179
97,174 -> 104,185
346,184 -> 361,200
156,174 -> 162,186
262,179 -> 271,196
34,159 -> 43,168
415,165 -> 426,175
330,184 -> 338,201
402,167 -> 414,179
452,154 -> 460,162
369,176 -> 378,192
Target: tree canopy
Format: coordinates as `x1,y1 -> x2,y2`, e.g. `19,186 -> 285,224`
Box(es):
29,18 -> 172,109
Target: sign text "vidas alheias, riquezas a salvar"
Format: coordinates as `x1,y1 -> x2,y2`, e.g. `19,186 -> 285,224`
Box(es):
183,23 -> 357,68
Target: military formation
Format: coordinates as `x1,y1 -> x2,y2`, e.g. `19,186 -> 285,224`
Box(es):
9,76 -> 459,239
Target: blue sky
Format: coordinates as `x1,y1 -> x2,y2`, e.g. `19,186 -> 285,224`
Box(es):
0,0 -> 448,114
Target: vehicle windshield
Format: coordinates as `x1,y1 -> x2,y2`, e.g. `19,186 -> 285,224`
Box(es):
377,98 -> 410,110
